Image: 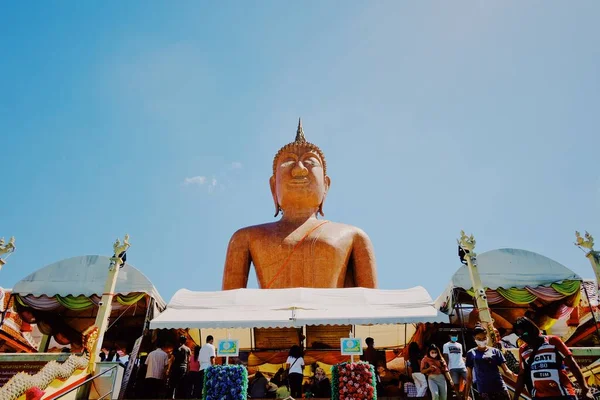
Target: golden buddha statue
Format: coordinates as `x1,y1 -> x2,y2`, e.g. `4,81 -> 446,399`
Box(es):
222,119 -> 377,289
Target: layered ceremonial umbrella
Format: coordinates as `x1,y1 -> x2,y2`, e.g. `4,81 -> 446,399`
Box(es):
437,248 -> 583,331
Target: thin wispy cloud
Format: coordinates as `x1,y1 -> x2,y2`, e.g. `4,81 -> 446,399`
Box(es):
183,176 -> 207,186
183,161 -> 240,193
208,178 -> 218,193
183,175 -> 219,194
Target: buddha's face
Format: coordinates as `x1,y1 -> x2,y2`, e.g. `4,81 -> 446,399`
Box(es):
270,145 -> 330,214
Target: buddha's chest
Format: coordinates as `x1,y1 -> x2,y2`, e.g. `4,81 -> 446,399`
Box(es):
252,233 -> 352,264
249,231 -> 354,288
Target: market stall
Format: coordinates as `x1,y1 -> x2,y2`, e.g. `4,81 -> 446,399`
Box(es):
151,286 -> 447,373
151,286 -> 447,399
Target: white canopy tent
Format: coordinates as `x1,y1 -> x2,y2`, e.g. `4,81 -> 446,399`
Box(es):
151,286 -> 448,349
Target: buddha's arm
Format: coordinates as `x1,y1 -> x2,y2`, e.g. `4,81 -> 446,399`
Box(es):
351,229 -> 377,288
221,229 -> 252,290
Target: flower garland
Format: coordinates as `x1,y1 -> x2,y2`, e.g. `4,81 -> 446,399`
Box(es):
202,365 -> 248,400
331,362 -> 376,400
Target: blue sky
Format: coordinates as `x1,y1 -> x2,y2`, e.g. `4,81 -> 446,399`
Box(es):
1,1 -> 599,303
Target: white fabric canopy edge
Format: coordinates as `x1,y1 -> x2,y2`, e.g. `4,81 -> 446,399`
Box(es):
150,286 -> 448,329
13,255 -> 166,309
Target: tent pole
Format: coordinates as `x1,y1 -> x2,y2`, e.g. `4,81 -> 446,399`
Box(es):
582,283 -> 600,342
453,290 -> 468,351
143,298 -> 154,335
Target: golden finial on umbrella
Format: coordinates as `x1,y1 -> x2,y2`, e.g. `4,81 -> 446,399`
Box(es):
110,234 -> 130,269
0,237 -> 16,270
458,230 -> 476,256
575,231 -> 595,251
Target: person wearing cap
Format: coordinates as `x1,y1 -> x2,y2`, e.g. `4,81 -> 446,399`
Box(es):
512,317 -> 592,400
465,325 -> 516,400
443,329 -> 467,395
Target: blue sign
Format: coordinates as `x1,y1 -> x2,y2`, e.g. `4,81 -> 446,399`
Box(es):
340,338 -> 363,355
217,339 -> 239,357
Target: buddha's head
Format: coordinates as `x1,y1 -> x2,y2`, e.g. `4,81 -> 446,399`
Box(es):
270,119 -> 330,217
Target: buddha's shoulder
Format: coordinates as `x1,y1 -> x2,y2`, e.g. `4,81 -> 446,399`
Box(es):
325,221 -> 371,237
229,221 -> 371,240
228,223 -> 279,239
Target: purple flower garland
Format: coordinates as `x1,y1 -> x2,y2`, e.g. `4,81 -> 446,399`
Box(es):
202,365 -> 248,400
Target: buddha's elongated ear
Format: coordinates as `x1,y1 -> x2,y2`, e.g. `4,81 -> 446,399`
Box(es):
270,176 -> 280,217
318,175 -> 331,217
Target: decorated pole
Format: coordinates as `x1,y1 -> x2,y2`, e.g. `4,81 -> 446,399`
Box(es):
88,234 -> 130,373
349,331 -> 355,363
0,236 -> 16,271
575,231 -> 600,288
458,230 -> 497,345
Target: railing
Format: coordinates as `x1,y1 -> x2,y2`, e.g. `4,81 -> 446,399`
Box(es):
55,364 -> 118,400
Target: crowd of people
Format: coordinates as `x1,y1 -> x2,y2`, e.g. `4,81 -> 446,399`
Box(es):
135,334 -> 216,399
403,317 -> 595,400
115,316 -> 596,400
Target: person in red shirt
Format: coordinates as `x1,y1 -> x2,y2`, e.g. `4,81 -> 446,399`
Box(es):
512,317 -> 592,400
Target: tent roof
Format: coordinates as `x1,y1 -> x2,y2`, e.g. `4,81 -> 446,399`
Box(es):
450,248 -> 581,290
13,255 -> 166,309
150,286 -> 448,329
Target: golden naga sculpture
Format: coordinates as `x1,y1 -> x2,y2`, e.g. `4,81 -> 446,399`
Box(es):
575,231 -> 595,251
0,355 -> 89,400
222,119 -> 377,289
0,325 -> 97,400
0,324 -> 99,399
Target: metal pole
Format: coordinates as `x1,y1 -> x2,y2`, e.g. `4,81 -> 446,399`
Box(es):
454,291 -> 469,353
350,330 -> 355,363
